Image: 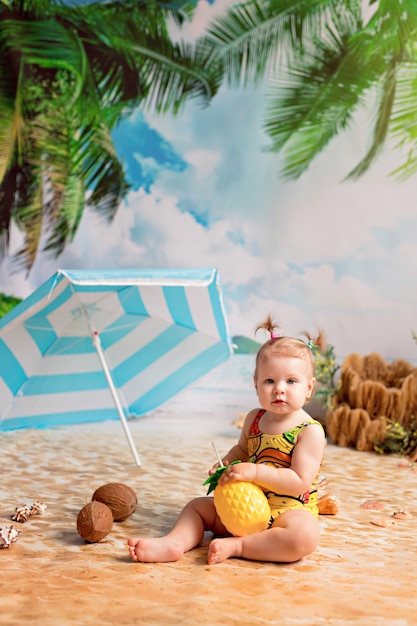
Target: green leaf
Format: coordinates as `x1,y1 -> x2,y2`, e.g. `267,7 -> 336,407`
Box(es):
202,460 -> 241,495
205,0 -> 350,87
373,416 -> 417,456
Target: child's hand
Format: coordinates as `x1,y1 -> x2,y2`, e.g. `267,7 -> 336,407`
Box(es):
203,460 -> 241,494
208,459 -> 229,476
218,462 -> 256,486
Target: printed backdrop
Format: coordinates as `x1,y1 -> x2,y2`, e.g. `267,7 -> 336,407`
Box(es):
1,0 -> 416,362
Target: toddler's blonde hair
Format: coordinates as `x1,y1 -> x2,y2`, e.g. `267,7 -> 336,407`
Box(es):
254,314 -> 326,379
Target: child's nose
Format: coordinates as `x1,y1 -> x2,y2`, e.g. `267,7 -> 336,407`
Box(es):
274,382 -> 284,394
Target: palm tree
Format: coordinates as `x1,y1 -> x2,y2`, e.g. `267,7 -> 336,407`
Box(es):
0,0 -> 221,273
204,0 -> 417,181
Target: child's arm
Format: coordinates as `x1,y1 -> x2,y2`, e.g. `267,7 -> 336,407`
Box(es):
218,423 -> 325,496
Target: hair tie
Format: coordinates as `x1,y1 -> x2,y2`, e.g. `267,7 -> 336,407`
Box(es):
307,340 -> 314,350
270,332 -> 281,340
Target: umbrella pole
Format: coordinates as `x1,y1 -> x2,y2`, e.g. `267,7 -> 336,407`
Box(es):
92,331 -> 141,467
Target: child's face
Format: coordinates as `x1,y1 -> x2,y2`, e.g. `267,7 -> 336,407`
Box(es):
254,354 -> 315,415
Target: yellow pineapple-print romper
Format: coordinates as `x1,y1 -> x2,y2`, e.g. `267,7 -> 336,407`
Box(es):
248,409 -> 323,522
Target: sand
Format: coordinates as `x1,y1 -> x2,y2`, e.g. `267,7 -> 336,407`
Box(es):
1,409 -> 417,626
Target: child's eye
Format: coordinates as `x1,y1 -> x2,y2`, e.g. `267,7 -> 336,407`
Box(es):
288,378 -> 297,384
265,378 -> 274,384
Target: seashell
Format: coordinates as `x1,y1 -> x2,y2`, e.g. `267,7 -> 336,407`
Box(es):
360,499 -> 385,510
370,518 -> 397,528
92,483 -> 137,522
318,494 -> 341,515
30,500 -> 47,516
0,525 -> 20,548
11,505 -> 31,523
391,510 -> 412,520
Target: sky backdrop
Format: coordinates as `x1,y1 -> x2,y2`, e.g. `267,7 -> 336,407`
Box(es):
1,0 -> 417,362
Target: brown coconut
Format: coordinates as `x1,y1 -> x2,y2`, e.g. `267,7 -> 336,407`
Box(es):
92,483 -> 137,522
77,501 -> 113,543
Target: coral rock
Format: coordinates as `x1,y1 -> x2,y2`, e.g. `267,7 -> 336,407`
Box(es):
326,353 -> 417,453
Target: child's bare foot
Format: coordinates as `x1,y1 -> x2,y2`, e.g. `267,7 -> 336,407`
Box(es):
128,537 -> 184,563
207,537 -> 242,565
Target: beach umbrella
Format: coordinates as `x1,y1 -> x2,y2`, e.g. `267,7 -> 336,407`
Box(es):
0,268 -> 232,466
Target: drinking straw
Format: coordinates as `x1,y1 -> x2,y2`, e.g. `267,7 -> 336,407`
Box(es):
211,441 -> 224,468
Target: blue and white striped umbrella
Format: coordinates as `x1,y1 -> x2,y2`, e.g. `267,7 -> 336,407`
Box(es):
0,268 -> 232,465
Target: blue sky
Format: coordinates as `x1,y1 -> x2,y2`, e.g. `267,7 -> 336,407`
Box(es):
1,0 -> 417,362
112,113 -> 188,194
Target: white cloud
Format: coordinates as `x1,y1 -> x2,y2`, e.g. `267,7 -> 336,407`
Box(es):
184,148 -> 222,180
132,153 -> 161,181
266,165 -> 417,267
141,85 -> 281,222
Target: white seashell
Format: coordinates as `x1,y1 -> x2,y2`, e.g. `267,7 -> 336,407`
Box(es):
0,525 -> 20,548
11,505 -> 31,523
30,500 -> 47,516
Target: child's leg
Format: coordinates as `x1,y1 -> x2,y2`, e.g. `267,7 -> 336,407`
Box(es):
128,496 -> 227,563
208,509 -> 319,565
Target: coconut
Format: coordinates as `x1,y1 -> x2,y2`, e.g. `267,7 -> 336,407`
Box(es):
76,501 -> 113,543
92,483 -> 137,522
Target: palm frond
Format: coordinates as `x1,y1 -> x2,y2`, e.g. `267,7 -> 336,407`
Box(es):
205,0 -> 358,87
358,0 -> 417,59
0,0 -> 221,272
387,59 -> 417,181
1,126 -> 72,273
265,19 -> 373,179
135,38 -> 222,114
345,65 -> 397,181
59,2 -> 219,111
8,1 -> 55,17
0,107 -> 16,181
2,18 -> 85,83
75,122 -> 130,220
343,0 -> 417,180
42,174 -> 85,258
8,163 -> 44,274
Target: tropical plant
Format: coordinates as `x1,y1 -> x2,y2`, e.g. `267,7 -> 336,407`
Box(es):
373,330 -> 417,456
0,0 -> 221,273
0,292 -> 22,318
310,342 -> 340,411
373,415 -> 417,456
205,0 -> 417,181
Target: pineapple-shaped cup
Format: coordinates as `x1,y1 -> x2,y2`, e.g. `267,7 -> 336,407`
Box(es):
203,461 -> 271,537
